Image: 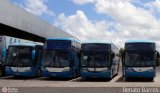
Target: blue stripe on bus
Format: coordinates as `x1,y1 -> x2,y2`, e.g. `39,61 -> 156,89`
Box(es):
80,71 -> 112,78
5,67 -> 37,77
125,70 -> 156,78
41,70 -> 75,78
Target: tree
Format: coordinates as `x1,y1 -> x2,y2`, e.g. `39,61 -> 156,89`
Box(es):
119,48 -> 124,62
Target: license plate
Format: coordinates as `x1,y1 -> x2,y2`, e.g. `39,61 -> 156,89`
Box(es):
51,74 -> 56,76
15,73 -> 20,75
92,76 -> 97,78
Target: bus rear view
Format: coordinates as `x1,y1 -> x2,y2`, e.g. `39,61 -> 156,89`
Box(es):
123,41 -> 158,80
80,42 -> 119,79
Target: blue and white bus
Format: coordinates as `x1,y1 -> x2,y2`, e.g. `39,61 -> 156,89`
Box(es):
122,41 -> 159,80
5,42 -> 43,77
80,41 -> 120,79
0,35 -> 29,77
41,38 -> 81,78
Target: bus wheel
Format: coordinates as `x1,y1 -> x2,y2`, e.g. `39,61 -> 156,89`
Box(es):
74,70 -> 77,78
125,77 -> 130,81
149,78 -> 154,81
36,70 -> 41,78
0,68 -> 2,77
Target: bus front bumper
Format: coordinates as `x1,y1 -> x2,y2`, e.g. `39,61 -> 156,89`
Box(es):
5,67 -> 36,77
125,71 -> 156,78
41,70 -> 74,78
80,71 -> 112,78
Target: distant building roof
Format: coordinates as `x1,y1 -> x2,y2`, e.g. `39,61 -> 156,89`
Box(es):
0,0 -> 75,42
10,42 -> 43,47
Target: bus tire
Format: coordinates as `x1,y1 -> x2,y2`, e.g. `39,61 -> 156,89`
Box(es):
36,69 -> 41,78
74,70 -> 77,78
149,78 -> 154,81
0,67 -> 2,77
125,77 -> 130,81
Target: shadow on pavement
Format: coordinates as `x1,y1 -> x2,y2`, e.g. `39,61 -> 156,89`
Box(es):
115,76 -> 124,82
37,77 -> 72,81
116,76 -> 154,82
75,77 -> 111,82
1,76 -> 34,80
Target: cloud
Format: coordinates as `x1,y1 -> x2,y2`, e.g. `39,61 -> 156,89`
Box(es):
95,0 -> 159,28
154,0 -> 160,9
71,0 -> 96,5
94,0 -> 160,47
18,0 -> 54,16
144,0 -> 160,18
55,0 -> 160,49
13,0 -> 160,49
55,10 -> 125,48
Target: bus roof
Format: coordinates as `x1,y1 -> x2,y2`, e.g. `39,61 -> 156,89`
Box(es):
82,40 -> 112,44
10,42 -> 43,47
126,40 -> 155,44
46,38 -> 81,43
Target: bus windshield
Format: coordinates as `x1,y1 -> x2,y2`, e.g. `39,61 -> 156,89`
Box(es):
6,46 -> 33,67
81,51 -> 110,67
43,50 -> 71,67
125,51 -> 155,67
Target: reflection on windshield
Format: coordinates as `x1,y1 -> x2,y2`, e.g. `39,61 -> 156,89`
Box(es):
125,51 -> 155,67
81,52 -> 110,67
6,46 -> 33,67
43,50 -> 70,67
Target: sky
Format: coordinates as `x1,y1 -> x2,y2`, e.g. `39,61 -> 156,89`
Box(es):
10,0 -> 160,49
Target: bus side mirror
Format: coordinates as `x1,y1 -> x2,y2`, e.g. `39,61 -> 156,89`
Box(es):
156,51 -> 160,66
78,52 -> 81,58
111,52 -> 115,58
157,51 -> 159,58
32,50 -> 35,60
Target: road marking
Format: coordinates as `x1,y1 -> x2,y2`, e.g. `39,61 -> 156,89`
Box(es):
110,75 -> 122,82
69,77 -> 82,82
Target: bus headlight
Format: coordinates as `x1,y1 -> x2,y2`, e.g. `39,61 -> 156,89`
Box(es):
24,69 -> 32,72
62,69 -> 70,72
126,69 -> 133,72
96,67 -> 108,72
81,69 -> 88,72
5,67 -> 10,69
41,67 -> 47,71
102,69 -> 110,72
5,67 -> 10,71
148,69 -> 154,72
